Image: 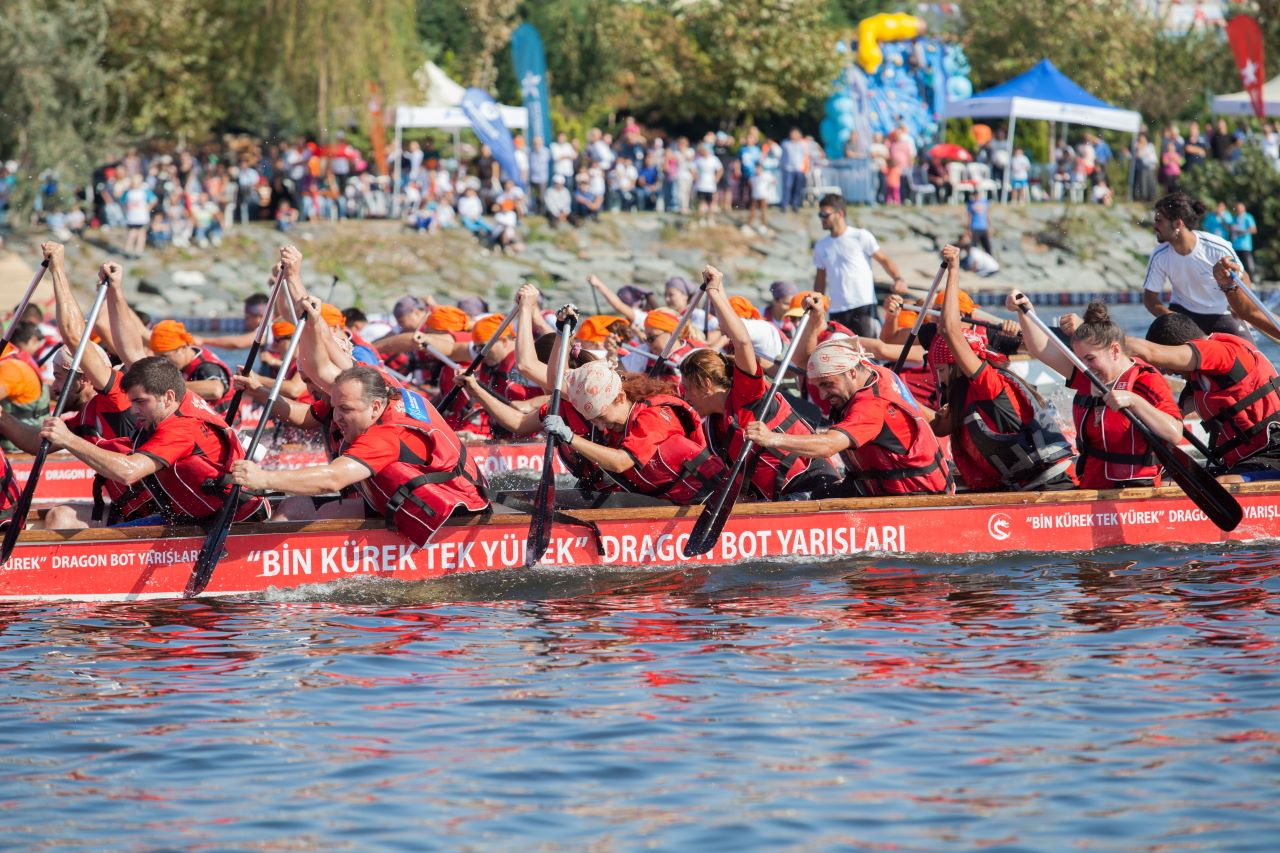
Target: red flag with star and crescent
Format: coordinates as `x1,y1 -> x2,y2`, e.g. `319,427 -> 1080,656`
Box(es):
1227,15 -> 1266,119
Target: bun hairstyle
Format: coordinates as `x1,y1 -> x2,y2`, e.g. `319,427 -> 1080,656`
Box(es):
1154,192 -> 1207,229
679,349 -> 734,392
1071,301 -> 1125,351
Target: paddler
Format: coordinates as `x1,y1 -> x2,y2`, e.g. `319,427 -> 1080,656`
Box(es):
678,265 -> 837,500
1013,294 -> 1183,489
37,356 -> 265,527
744,308 -> 952,497
540,342 -> 727,505
134,319 -> 235,412
1118,309 -> 1280,476
229,364 -> 490,546
641,307 -> 704,381
436,310 -> 538,439
928,245 -> 1075,492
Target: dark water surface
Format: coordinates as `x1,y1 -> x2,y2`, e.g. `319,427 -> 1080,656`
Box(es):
1,548 -> 1278,851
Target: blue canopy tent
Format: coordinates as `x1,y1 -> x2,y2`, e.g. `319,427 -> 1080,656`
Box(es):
944,59 -> 1143,199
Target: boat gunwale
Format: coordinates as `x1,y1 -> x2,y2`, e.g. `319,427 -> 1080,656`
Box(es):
11,481 -> 1278,545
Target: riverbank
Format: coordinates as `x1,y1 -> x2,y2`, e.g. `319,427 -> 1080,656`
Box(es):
0,202 -> 1164,319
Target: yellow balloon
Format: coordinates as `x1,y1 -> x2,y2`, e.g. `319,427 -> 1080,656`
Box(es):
856,13 -> 927,74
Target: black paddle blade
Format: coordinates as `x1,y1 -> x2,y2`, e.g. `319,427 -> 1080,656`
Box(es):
1147,431 -> 1242,532
524,450 -> 557,566
184,489 -> 240,597
683,459 -> 749,557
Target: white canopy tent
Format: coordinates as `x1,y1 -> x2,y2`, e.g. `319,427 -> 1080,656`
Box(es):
1211,74 -> 1280,117
945,59 -> 1143,199
392,62 -> 528,212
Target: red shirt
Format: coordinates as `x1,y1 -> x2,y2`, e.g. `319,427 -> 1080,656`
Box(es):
65,369 -> 135,440
134,409 -> 234,470
342,423 -> 456,476
951,363 -> 1034,491
616,401 -> 687,468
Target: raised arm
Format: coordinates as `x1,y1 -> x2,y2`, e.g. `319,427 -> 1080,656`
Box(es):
43,243 -> 113,390
939,246 -> 983,378
791,293 -> 827,369
105,265 -> 151,368
702,265 -> 756,376
1008,290 -> 1074,379
587,274 -> 638,324
513,284 -> 550,390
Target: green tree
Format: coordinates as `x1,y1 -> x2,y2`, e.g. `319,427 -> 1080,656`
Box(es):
0,0 -> 116,208
1182,148 -> 1280,278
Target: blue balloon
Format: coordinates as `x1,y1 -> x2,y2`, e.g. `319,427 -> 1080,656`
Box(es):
832,95 -> 854,116
947,77 -> 973,100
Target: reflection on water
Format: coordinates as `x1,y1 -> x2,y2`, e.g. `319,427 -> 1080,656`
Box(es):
1,547 -> 1278,851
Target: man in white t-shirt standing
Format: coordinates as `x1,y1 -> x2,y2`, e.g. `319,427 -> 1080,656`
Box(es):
812,193 -> 907,336
692,144 -> 723,227
1142,192 -> 1252,338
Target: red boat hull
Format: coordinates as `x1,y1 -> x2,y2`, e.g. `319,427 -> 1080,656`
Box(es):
2,484 -> 1277,602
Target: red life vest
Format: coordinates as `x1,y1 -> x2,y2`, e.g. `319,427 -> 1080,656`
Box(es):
952,366 -> 1075,491
437,351 -> 529,438
0,453 -> 22,530
69,371 -> 136,441
184,347 -> 234,411
835,363 -> 951,497
1071,359 -> 1171,486
97,392 -> 265,524
606,394 -> 727,505
1186,333 -> 1280,467
349,390 -> 490,547
706,391 -> 835,500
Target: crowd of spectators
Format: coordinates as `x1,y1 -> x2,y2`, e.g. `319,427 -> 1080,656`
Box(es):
5,115 -> 1279,258
1133,119 -> 1280,201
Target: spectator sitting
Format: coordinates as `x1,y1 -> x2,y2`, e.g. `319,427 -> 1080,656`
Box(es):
456,186 -> 490,238
571,173 -> 602,224
275,199 -> 298,232
148,211 -> 172,247
609,157 -> 639,212
543,175 -> 572,227
1091,176 -> 1114,208
957,231 -> 1000,277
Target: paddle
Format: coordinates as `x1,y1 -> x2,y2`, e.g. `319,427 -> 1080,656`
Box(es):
646,281 -> 707,378
1,259 -> 50,353
185,311 -> 310,597
1019,303 -> 1241,532
683,308 -> 814,557
223,268 -> 288,426
435,306 -> 519,413
891,262 -> 947,374
525,307 -> 577,566
0,275 -> 110,566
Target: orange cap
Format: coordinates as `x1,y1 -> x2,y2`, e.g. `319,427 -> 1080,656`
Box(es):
644,308 -> 681,334
472,313 -> 515,343
576,314 -> 628,344
728,295 -> 761,320
426,305 -> 470,332
785,291 -> 830,318
149,320 -> 195,353
271,321 -> 296,338
319,303 -> 345,328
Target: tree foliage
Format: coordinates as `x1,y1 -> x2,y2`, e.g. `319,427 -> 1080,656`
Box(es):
1182,148 -> 1280,274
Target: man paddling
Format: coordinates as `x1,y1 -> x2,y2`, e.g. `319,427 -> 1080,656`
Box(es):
229,364 -> 489,547
38,357 -> 264,527
745,294 -> 952,498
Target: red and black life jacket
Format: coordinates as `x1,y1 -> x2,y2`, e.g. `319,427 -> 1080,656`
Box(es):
1186,333 -> 1280,467
606,394 -> 727,505
96,392 -> 265,524
437,351 -> 527,439
1071,359 -> 1171,486
349,388 -> 490,547
70,372 -> 137,442
184,347 -> 234,411
835,363 -> 952,497
706,390 -> 835,500
953,367 -> 1075,491
0,453 -> 22,531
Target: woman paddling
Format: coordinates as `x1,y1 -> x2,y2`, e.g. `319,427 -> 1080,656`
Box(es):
1012,294 -> 1183,489
929,246 -> 1075,492
541,354 -> 726,505
679,266 -> 838,500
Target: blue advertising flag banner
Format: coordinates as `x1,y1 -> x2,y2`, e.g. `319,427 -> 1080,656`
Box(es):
460,87 -> 524,189
511,22 -> 553,146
